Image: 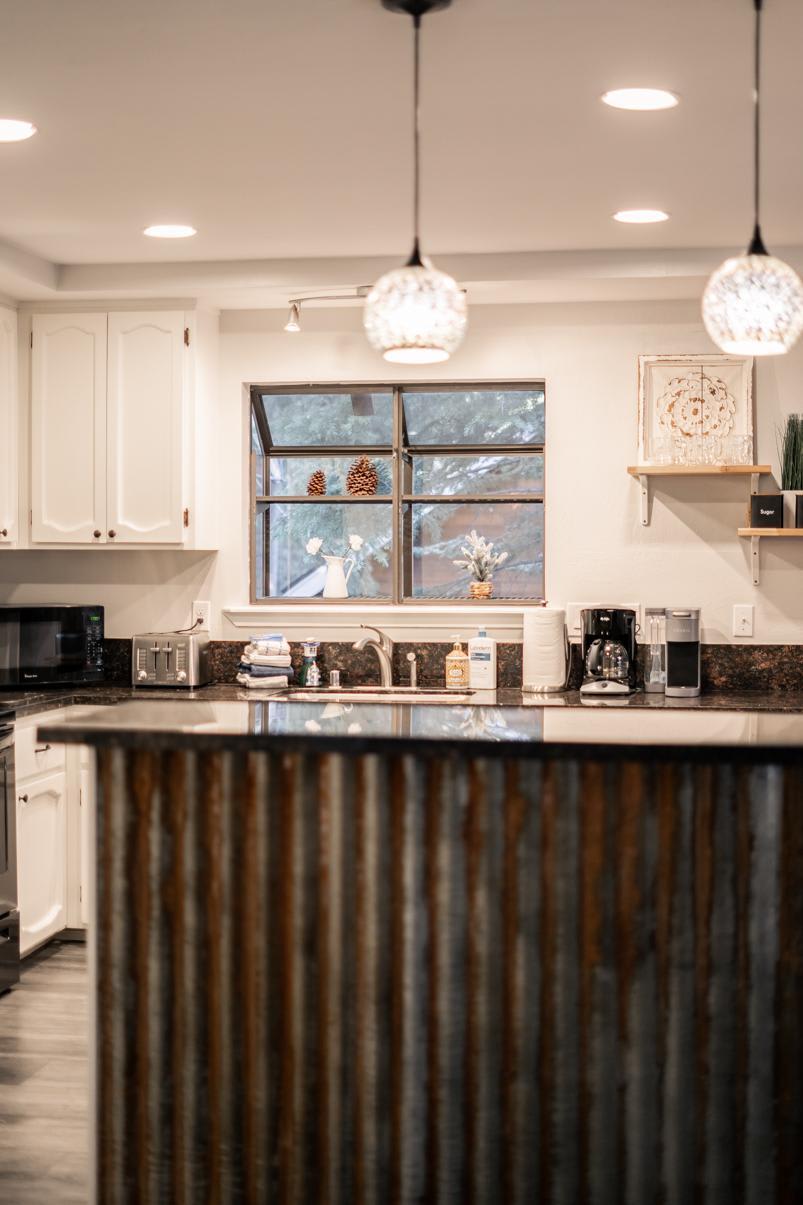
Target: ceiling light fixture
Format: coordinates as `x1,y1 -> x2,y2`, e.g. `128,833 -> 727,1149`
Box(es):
601,88 -> 679,111
283,287 -> 373,334
363,0 -> 467,364
613,208 -> 670,224
703,0 -> 803,356
0,118 -> 37,142
143,224 -> 197,239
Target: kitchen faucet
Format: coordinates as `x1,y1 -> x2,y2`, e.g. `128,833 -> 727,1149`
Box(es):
353,624 -> 394,687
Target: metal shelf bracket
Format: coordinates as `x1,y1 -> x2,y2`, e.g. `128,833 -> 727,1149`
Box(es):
751,535 -> 760,586
638,474 -> 650,526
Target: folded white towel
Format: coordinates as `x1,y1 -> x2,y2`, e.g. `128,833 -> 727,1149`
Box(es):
246,638 -> 290,656
236,673 -> 289,690
241,652 -> 292,668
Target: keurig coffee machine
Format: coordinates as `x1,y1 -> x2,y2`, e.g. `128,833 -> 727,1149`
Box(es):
580,608 -> 639,696
665,608 -> 701,697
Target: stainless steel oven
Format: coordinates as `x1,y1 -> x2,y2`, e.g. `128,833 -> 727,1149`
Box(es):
0,605 -> 104,688
0,719 -> 19,993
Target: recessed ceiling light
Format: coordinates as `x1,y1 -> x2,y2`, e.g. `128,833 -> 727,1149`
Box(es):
613,209 -> 670,224
0,119 -> 37,142
602,88 -> 679,111
143,224 -> 197,239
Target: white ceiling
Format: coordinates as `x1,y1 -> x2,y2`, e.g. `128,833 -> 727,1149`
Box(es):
1,0 -> 802,304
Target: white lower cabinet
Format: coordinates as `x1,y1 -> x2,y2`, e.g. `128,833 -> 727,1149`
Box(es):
16,707 -> 102,956
17,770 -> 67,956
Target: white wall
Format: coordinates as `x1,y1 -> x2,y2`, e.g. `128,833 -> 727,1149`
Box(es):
3,298 -> 803,644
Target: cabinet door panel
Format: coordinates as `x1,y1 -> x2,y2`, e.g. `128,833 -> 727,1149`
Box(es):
31,314 -> 107,543
17,770 -> 66,956
107,312 -> 185,543
0,308 -> 18,544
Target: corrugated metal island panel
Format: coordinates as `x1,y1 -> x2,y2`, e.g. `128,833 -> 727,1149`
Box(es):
94,747 -> 803,1205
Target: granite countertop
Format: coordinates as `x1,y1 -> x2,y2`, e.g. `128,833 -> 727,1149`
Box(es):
29,685 -> 803,761
5,681 -> 803,721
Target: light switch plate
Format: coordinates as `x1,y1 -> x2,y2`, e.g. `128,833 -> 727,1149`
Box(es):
192,600 -> 211,631
733,604 -> 754,638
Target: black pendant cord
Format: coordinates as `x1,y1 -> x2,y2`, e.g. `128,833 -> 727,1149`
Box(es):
748,0 -> 768,255
406,14 -> 425,268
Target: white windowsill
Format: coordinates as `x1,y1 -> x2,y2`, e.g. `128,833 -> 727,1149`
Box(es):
222,603 -> 545,642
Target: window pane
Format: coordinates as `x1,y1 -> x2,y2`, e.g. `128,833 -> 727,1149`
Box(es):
257,502 -> 392,599
402,389 -> 545,446
257,391 -> 393,446
407,501 -> 543,599
411,453 -> 543,496
258,454 -> 393,497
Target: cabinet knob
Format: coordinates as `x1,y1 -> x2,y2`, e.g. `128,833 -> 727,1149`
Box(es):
0,528 -> 7,537
108,530 -> 117,539
93,530 -> 102,539
18,794 -> 28,805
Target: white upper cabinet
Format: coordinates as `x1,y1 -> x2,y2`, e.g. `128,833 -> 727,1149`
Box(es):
107,312 -> 185,543
26,308 -> 218,547
0,307 -> 18,544
31,313 -> 107,543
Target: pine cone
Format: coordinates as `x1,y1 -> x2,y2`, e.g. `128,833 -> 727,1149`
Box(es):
346,456 -> 379,496
306,469 -> 327,496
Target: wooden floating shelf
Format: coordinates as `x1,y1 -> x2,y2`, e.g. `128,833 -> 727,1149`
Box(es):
628,466 -> 771,527
737,528 -> 803,586
738,528 -> 803,537
627,465 -> 770,477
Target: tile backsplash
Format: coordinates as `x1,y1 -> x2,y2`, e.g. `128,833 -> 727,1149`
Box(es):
104,638 -> 803,692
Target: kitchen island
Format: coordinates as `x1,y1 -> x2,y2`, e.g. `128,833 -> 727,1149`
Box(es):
40,698 -> 803,1205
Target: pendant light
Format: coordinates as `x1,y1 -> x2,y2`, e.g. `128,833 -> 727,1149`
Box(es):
364,0 -> 467,364
703,0 -> 803,356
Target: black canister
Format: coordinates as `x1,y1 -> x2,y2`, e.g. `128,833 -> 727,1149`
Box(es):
750,493 -> 783,528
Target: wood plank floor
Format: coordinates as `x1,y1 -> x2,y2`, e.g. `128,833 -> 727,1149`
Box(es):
0,942 -> 89,1204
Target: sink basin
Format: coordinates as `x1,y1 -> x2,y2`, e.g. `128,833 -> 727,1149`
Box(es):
281,685 -> 475,705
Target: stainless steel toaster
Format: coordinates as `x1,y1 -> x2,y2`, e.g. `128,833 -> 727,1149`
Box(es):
132,631 -> 211,688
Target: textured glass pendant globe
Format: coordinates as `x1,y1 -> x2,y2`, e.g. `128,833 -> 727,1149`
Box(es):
364,262 -> 467,363
702,253 -> 803,356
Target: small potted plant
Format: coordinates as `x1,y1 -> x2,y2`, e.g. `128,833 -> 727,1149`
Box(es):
778,413 -> 803,528
453,530 -> 508,599
305,534 -> 364,598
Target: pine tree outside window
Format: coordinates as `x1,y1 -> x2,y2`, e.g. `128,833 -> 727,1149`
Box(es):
250,384 -> 545,604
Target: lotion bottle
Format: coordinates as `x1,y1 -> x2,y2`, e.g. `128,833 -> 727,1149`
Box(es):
468,628 -> 497,690
445,637 -> 469,690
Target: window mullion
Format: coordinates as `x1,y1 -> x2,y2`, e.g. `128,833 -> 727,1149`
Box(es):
392,386 -> 403,604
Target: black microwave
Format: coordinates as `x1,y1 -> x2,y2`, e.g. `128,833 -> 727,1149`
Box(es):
0,606 -> 104,688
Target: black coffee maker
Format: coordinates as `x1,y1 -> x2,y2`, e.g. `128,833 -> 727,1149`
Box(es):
580,607 -> 639,696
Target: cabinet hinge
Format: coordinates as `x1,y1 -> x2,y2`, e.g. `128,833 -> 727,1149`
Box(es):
183,507 -> 190,528
184,326 -> 190,347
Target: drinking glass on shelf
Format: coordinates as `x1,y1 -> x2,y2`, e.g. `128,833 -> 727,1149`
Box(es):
723,434 -> 752,465
651,435 -> 673,465
671,433 -> 688,464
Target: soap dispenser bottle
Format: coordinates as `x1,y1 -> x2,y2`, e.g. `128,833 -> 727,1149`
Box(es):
468,627 -> 497,689
445,636 -> 469,690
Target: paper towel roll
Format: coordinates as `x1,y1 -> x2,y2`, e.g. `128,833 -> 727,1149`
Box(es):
522,607 -> 569,693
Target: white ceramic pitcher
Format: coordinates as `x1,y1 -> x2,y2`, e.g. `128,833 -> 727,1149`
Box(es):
322,555 -> 355,599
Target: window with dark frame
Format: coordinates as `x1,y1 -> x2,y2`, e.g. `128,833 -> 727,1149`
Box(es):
250,384 -> 545,604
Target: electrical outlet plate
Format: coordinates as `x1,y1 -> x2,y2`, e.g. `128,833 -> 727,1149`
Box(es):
732,604 -> 754,638
192,600 -> 211,631
566,602 -> 641,640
